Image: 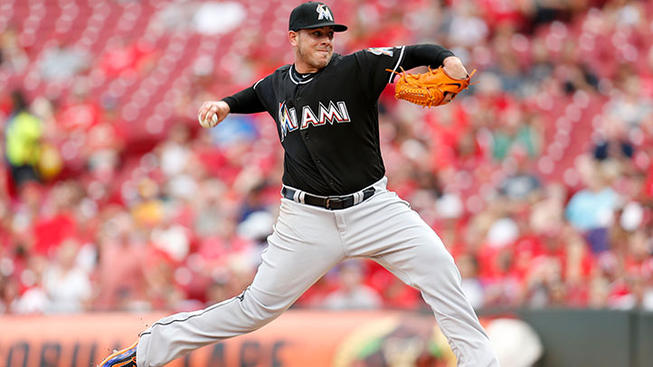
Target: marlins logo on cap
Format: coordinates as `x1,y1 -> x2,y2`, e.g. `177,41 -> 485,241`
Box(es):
316,4 -> 333,21
289,2 -> 347,32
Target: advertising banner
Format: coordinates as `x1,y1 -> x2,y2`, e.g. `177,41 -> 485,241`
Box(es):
0,310 -> 459,367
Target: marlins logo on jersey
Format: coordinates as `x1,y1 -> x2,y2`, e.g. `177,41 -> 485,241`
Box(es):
278,101 -> 298,141
316,4 -> 334,21
366,47 -> 394,57
278,100 -> 350,141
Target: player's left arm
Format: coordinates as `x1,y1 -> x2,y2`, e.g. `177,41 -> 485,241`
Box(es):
399,44 -> 469,80
354,44 -> 469,101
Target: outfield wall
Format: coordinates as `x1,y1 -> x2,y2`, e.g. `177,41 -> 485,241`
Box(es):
1,309 -> 652,367
511,309 -> 653,367
0,310 -> 459,367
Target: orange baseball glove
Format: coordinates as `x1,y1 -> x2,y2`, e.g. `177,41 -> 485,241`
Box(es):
390,66 -> 476,107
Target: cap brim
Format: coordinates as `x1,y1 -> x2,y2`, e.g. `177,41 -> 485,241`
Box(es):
301,23 -> 348,32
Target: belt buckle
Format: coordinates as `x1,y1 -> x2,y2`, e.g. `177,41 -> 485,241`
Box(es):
325,196 -> 343,210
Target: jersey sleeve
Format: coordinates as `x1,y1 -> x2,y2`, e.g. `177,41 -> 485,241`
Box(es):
223,72 -> 281,114
353,46 -> 408,99
223,84 -> 266,114
353,44 -> 456,99
399,44 -> 455,72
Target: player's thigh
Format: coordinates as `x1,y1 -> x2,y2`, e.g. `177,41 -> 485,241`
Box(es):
359,200 -> 458,289
248,200 -> 344,309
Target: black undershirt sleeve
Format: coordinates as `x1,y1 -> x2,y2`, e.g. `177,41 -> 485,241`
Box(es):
400,44 -> 455,70
222,86 -> 266,114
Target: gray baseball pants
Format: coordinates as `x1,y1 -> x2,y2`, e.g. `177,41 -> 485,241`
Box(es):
136,177 -> 498,366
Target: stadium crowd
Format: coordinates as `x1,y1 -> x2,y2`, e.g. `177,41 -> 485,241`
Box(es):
1,0 -> 653,314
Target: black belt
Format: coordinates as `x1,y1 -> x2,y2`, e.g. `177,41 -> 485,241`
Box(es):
281,186 -> 376,210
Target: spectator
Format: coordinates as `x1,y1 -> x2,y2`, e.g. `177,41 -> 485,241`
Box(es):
4,91 -> 43,188
606,70 -> 652,129
566,158 -> 620,253
444,0 -> 489,48
322,260 -> 382,310
95,209 -> 147,311
0,275 -> 19,313
13,254 -> 49,314
530,183 -> 567,235
498,148 -> 543,201
0,26 -> 28,73
38,42 -> 90,82
592,115 -> 634,162
524,256 -> 565,308
457,254 -> 485,309
490,105 -> 541,162
525,36 -> 554,89
42,238 -> 92,313
98,38 -> 156,79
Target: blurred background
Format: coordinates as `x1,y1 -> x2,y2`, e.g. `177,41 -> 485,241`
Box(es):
1,0 -> 652,366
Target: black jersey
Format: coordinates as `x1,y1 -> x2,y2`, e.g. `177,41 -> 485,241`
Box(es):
223,44 -> 454,196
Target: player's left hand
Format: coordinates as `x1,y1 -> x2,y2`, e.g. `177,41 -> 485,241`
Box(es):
442,56 -> 469,80
442,58 -> 470,103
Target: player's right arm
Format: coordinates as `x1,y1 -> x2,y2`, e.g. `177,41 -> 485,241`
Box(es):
198,100 -> 230,128
197,81 -> 267,128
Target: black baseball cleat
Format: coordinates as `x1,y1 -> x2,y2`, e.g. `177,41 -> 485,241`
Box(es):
97,341 -> 138,367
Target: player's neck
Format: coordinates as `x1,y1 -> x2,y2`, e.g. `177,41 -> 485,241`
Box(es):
293,62 -> 320,74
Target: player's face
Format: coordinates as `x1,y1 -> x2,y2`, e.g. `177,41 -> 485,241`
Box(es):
290,26 -> 335,72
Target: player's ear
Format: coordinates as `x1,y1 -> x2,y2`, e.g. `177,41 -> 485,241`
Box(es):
288,31 -> 298,47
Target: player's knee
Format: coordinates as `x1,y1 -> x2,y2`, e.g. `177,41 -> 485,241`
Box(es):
238,292 -> 288,330
414,245 -> 458,279
419,238 -> 455,263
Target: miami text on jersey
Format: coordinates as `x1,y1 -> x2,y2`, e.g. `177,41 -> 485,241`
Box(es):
278,100 -> 350,141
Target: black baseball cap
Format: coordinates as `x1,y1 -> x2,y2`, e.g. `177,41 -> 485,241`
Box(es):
289,2 -> 347,32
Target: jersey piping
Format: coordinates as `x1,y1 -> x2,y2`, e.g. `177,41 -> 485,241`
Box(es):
288,65 -> 315,85
253,78 -> 265,90
387,46 -> 406,84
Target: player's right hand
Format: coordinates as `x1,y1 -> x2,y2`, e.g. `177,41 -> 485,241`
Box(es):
198,100 -> 230,128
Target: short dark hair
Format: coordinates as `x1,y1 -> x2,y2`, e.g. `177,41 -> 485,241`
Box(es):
11,90 -> 28,112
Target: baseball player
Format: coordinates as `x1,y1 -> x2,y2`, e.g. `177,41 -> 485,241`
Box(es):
99,2 -> 498,366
